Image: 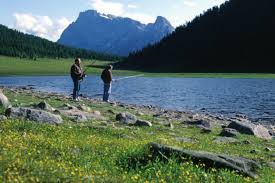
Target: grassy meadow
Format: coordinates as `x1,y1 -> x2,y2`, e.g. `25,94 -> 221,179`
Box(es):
0,56 -> 275,78
0,88 -> 274,182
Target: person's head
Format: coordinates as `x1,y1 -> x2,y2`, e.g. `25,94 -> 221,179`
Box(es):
75,58 -> 81,65
107,65 -> 113,70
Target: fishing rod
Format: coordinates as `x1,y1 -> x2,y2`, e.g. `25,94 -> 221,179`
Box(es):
114,74 -> 144,82
83,60 -> 97,73
80,60 -> 97,81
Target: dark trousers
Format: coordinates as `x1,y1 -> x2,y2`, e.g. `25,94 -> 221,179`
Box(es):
72,78 -> 80,99
103,83 -> 111,102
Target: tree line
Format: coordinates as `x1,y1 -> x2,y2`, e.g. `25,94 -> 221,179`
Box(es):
0,24 -> 120,61
118,0 -> 275,73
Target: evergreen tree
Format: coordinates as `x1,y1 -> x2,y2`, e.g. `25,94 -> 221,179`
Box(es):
118,0 -> 275,73
0,24 -> 121,61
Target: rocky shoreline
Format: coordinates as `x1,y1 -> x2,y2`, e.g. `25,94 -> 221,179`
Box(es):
1,85 -> 275,179
1,85 -> 274,131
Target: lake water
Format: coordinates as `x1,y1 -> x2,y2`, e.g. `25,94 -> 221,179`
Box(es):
0,76 -> 275,124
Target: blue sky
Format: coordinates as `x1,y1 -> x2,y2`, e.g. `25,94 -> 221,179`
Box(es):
0,0 -> 227,41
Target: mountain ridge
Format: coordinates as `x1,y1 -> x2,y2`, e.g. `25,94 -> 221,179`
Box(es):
58,10 -> 174,56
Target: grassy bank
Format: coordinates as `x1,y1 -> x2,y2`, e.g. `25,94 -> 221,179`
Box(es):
0,56 -> 275,78
0,88 -> 274,182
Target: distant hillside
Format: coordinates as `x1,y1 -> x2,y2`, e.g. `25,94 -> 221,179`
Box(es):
0,24 -> 120,61
58,10 -> 174,56
118,0 -> 275,73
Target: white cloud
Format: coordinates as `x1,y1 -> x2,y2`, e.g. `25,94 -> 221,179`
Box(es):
89,0 -> 124,16
89,0 -> 154,24
127,4 -> 138,9
125,13 -> 155,24
183,1 -> 197,7
13,13 -> 71,41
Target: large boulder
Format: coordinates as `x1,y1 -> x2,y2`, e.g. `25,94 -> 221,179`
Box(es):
149,142 -> 260,178
0,90 -> 10,109
116,112 -> 137,125
228,121 -> 271,139
5,107 -> 62,124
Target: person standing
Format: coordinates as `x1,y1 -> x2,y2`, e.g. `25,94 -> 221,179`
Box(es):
101,65 -> 113,102
71,58 -> 85,101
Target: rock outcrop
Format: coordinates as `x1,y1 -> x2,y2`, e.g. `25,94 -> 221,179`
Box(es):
149,142 -> 260,178
5,107 -> 62,124
228,121 -> 271,139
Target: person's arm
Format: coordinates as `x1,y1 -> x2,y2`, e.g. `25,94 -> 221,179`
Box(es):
72,65 -> 83,79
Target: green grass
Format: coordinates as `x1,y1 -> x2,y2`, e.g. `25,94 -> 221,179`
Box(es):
0,89 -> 274,182
1,55 -> 275,78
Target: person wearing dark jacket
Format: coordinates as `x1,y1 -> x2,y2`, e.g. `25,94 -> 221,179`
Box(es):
101,65 -> 113,102
71,58 -> 84,101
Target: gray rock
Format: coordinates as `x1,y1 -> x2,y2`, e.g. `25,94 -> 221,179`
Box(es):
242,140 -> 251,144
5,107 -> 62,124
175,137 -> 197,144
228,121 -> 272,139
0,90 -> 10,109
213,137 -> 239,144
60,109 -> 103,123
0,115 -> 7,121
63,103 -> 78,110
268,130 -> 275,137
36,101 -> 54,111
53,110 -> 61,115
149,142 -> 260,178
136,111 -> 144,116
73,114 -> 88,123
116,112 -> 137,124
265,147 -> 273,152
250,149 -> 259,154
92,111 -> 101,116
165,122 -> 174,129
201,127 -> 212,133
219,128 -> 239,137
221,125 -> 227,129
107,109 -> 115,114
134,120 -> 152,127
267,162 -> 275,169
78,105 -> 92,112
185,119 -> 211,129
